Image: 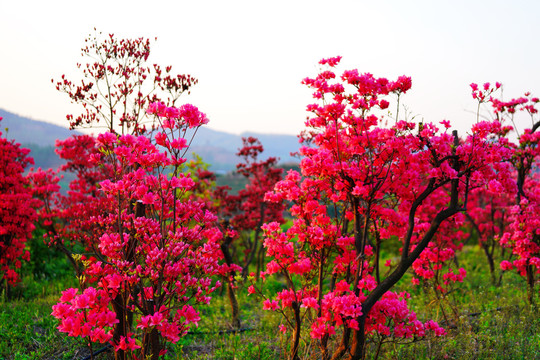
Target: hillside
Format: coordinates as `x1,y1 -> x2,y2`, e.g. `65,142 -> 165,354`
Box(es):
0,108 -> 301,172
188,127 -> 301,172
0,109 -> 82,170
0,109 -> 79,146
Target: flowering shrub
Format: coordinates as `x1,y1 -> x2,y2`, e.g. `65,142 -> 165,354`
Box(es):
46,32 -> 234,359
0,117 -> 39,287
51,103 -> 226,359
44,31 -> 201,279
478,85 -> 540,304
216,136 -> 284,278
255,57 -> 512,360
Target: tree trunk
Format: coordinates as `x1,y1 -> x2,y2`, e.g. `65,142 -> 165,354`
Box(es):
143,299 -> 161,360
242,203 -> 266,279
226,281 -> 241,328
330,327 -> 351,360
348,315 -> 366,360
112,294 -> 127,360
481,242 -> 496,285
289,301 -> 301,360
220,235 -> 241,328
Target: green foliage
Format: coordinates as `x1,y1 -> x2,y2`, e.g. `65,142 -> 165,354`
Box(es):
3,227 -> 76,301
22,226 -> 74,280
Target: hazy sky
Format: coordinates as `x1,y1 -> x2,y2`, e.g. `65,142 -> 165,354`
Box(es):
1,0 -> 539,136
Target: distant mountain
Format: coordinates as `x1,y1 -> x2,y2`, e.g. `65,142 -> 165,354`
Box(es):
0,109 -> 80,146
239,131 -> 302,162
0,109 -> 83,170
188,127 -> 301,172
0,109 -> 301,172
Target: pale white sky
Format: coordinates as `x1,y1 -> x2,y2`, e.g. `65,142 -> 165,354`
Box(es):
1,0 -> 539,136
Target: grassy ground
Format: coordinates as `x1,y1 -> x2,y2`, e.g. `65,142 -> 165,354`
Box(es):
386,245 -> 540,360
1,245 -> 538,360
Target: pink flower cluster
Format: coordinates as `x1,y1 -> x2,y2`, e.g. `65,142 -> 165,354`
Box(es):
367,291 -> 445,338
52,287 -> 118,343
146,101 -> 208,129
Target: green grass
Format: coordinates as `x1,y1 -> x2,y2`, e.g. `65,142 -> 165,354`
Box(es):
0,294 -> 84,360
381,245 -> 540,360
167,285 -> 284,360
1,245 -> 539,360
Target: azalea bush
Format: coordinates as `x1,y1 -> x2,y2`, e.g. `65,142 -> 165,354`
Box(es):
51,102 -> 228,359
224,136 -> 285,279
40,31 -> 242,359
0,117 -> 40,291
472,84 -> 540,305
252,57 -> 513,360
214,136 -> 285,279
